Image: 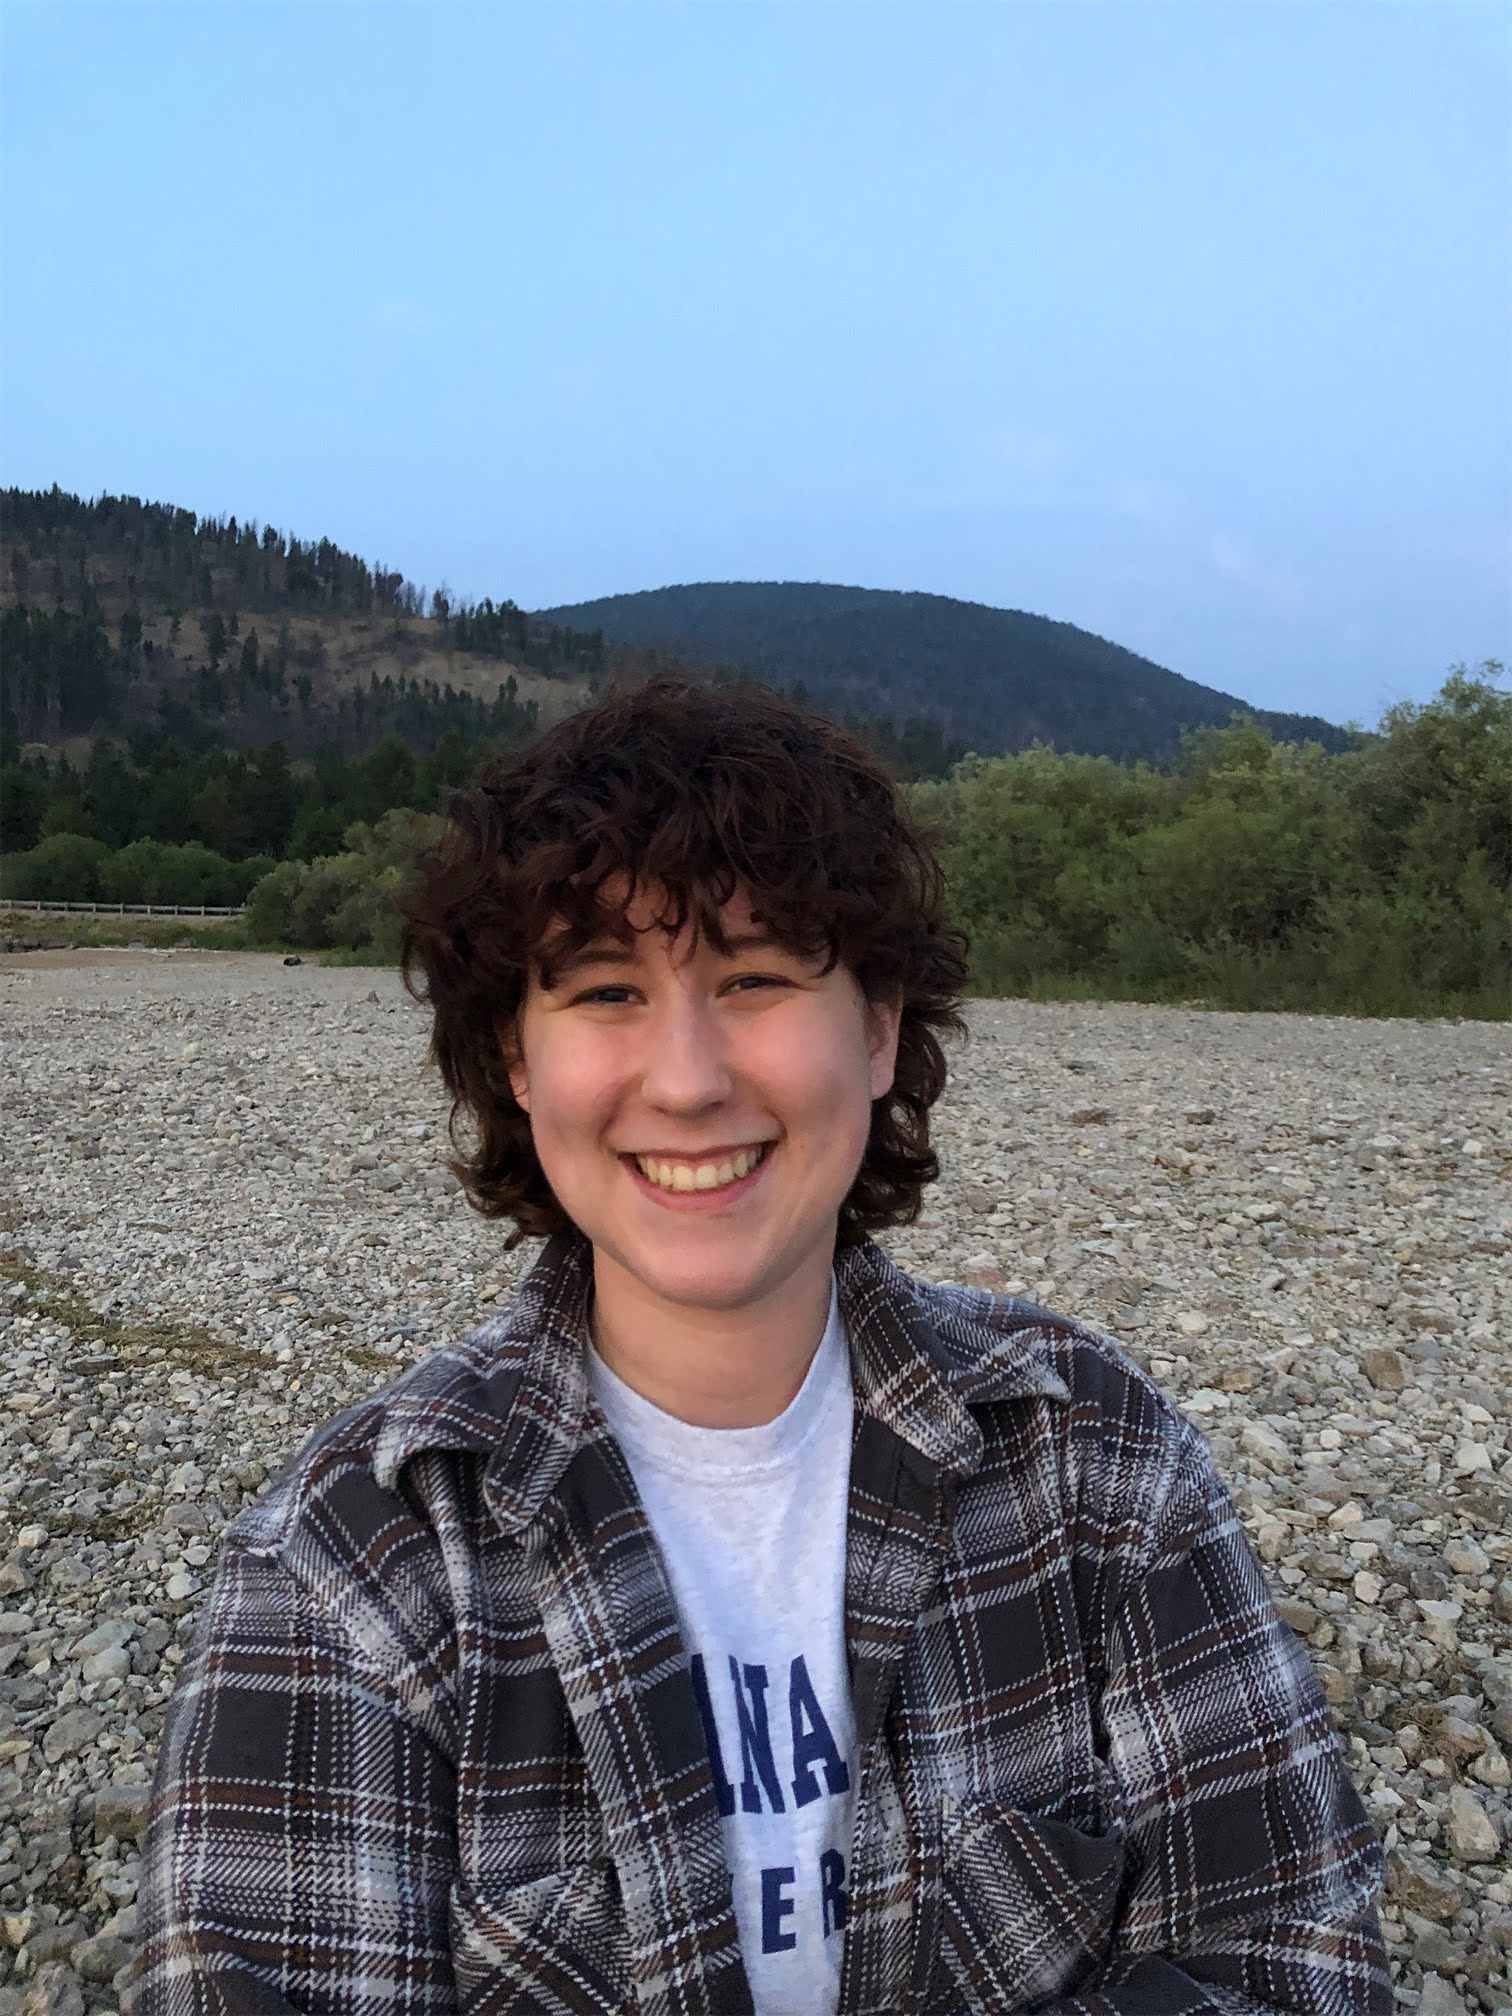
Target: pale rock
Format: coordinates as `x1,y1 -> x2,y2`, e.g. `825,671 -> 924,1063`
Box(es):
17,1966 -> 85,2016
1357,1347 -> 1408,1392
1414,1973 -> 1469,2016
70,1933 -> 133,1985
81,1645 -> 132,1683
41,1706 -> 104,1764
0,1554 -> 35,1597
71,1619 -> 135,1660
1470,1740 -> 1510,1790
1445,1782 -> 1500,1864
1183,1388 -> 1227,1415
1443,1536 -> 1489,1577
1385,1848 -> 1461,1920
93,1781 -> 150,1843
1239,1419 -> 1294,1472
1417,1600 -> 1464,1654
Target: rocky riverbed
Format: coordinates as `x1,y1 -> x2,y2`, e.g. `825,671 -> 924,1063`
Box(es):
1,949 -> 1508,2014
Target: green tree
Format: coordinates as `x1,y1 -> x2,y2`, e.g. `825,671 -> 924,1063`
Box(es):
0,832 -> 110,901
0,763 -> 47,852
242,742 -> 297,857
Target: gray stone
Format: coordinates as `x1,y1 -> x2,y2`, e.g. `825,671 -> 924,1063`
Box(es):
81,1645 -> 132,1684
1357,1347 -> 1408,1392
1240,1418 -> 1295,1472
1415,1975 -> 1470,2016
71,1933 -> 133,1984
93,1782 -> 150,1844
1445,1782 -> 1501,1864
41,1707 -> 104,1765
21,1924 -> 88,1967
0,1554 -> 35,1598
1404,1915 -> 1464,1973
1443,1536 -> 1489,1577
17,1966 -> 85,2016
71,1620 -> 134,1661
1386,1848 -> 1461,1921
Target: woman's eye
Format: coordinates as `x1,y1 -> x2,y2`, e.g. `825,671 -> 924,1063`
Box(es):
574,985 -> 637,1005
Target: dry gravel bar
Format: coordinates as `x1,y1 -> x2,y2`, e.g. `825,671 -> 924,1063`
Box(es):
1,949 -> 1509,2014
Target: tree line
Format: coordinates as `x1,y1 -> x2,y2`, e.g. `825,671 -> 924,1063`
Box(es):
3,486 -> 607,695
0,663 -> 961,878
913,665 -> 1508,1018
2,664 -> 1505,1019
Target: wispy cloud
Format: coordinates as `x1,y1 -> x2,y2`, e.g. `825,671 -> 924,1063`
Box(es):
1205,531 -> 1307,613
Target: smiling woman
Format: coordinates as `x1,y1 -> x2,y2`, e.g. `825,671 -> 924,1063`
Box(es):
396,673 -> 967,1425
396,671 -> 969,1251
132,673 -> 1388,2016
505,871 -> 908,1425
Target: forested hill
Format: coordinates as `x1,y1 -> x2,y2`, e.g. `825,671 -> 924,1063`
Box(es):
538,582 -> 1352,761
0,486 -> 604,763
3,486 -> 1347,778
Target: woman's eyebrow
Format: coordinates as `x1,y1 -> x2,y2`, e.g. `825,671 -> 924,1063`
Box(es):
551,942 -> 634,977
547,930 -> 789,983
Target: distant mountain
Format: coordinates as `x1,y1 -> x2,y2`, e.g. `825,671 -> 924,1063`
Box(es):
537,582 -> 1352,761
0,485 -> 601,763
2,489 -> 1350,779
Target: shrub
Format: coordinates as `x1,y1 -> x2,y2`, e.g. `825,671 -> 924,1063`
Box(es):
239,809 -> 444,957
0,832 -> 111,901
97,839 -> 242,907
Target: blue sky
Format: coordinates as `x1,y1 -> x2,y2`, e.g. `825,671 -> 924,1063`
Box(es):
3,1 -> 1508,725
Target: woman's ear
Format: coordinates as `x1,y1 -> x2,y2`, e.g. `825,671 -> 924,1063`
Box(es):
867,992 -> 904,1102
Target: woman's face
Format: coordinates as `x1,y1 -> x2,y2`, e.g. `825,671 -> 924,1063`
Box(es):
504,882 -> 902,1319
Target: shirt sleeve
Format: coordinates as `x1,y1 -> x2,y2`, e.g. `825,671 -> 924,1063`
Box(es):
131,1537 -> 462,2016
1060,1413 -> 1392,2016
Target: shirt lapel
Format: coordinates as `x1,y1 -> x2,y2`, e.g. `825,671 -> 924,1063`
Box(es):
484,1233 -> 755,2016
830,1241 -> 986,2014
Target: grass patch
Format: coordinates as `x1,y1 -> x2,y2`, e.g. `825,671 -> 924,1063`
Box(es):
0,907 -> 252,952
0,1245 -> 403,1381
342,1343 -> 400,1371
0,1248 -> 267,1372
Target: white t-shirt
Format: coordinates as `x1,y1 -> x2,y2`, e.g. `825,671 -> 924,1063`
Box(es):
587,1281 -> 857,2016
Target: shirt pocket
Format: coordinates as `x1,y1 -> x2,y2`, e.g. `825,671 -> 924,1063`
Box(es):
935,1796 -> 1125,2015
449,1858 -> 633,2016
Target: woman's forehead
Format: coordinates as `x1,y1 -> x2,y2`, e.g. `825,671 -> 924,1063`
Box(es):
542,877 -> 769,953
528,877 -> 837,992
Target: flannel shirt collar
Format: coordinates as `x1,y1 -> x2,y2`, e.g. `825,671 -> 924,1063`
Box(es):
373,1226 -> 1070,1533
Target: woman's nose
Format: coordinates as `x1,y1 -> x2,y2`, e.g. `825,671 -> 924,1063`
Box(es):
638,993 -> 734,1108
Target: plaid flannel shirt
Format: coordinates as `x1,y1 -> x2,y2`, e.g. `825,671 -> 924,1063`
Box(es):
133,1229 -> 1389,2016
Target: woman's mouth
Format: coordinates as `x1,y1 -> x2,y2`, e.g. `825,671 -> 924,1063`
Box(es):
624,1141 -> 774,1197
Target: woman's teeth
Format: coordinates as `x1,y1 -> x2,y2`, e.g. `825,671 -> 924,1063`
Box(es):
634,1144 -> 768,1193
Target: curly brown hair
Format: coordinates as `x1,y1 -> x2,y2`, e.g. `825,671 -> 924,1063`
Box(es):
398,673 -> 969,1248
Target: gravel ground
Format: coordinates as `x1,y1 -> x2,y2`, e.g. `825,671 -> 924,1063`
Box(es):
1,949 -> 1509,2015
